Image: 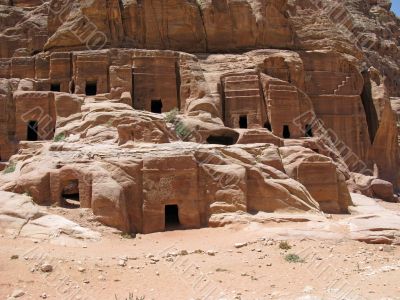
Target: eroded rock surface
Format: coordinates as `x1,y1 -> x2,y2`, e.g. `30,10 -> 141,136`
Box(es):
0,1 -> 398,235
0,191 -> 100,242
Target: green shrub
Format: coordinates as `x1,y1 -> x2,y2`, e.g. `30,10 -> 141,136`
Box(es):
175,122 -> 191,139
3,163 -> 16,174
284,254 -> 304,263
165,108 -> 179,123
53,133 -> 65,142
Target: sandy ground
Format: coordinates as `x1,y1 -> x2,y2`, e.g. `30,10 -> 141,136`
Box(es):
1,208 -> 400,300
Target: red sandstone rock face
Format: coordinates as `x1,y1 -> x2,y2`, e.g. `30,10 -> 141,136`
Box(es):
42,0 -> 293,52
0,1 -> 399,233
0,3 -> 49,57
288,0 -> 400,96
0,0 -> 398,95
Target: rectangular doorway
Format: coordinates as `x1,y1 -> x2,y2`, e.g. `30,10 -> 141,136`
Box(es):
50,83 -> 61,92
27,120 -> 38,141
151,99 -> 163,114
85,81 -> 97,96
165,204 -> 180,230
239,115 -> 248,128
283,125 -> 291,139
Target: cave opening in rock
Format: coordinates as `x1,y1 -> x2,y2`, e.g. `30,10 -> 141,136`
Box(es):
50,83 -> 61,92
27,120 -> 38,141
264,121 -> 272,131
165,204 -> 180,230
70,80 -> 75,94
283,125 -> 291,139
85,81 -> 97,96
207,135 -> 235,145
361,71 -> 379,143
61,179 -> 80,209
239,115 -> 248,128
305,124 -> 313,137
151,99 -> 163,114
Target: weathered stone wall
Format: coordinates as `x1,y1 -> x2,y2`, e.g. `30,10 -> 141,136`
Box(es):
132,51 -> 179,113
14,91 -> 56,141
44,0 -> 293,53
222,72 -> 265,129
0,48 -> 398,191
2,139 -> 348,233
142,155 -> 201,233
1,0 -> 398,98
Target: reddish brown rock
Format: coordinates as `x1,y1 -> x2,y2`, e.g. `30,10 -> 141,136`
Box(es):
0,0 -> 399,235
371,178 -> 395,202
280,146 -> 352,213
44,0 -> 293,53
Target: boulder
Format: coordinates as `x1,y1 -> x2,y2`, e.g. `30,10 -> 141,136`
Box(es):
371,178 -> 395,202
0,191 -> 100,241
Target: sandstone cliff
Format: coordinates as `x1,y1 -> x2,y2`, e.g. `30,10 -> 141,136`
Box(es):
0,0 -> 398,233
1,0 -> 398,95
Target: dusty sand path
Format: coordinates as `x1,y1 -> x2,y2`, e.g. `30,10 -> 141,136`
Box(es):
1,220 -> 400,300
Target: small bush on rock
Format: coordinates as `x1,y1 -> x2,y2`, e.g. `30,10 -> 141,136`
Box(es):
3,163 -> 16,174
54,133 -> 65,142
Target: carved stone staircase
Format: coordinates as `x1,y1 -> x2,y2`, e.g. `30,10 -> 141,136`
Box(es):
334,76 -> 351,95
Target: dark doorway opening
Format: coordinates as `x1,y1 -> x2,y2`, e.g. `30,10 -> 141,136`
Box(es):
151,99 -> 163,114
50,83 -> 61,92
61,179 -> 80,208
264,121 -> 272,131
207,135 -> 235,145
165,204 -> 180,230
85,81 -> 97,96
70,80 -> 75,94
27,120 -> 38,141
239,115 -> 248,129
131,71 -> 135,107
283,125 -> 291,139
305,124 -> 313,137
